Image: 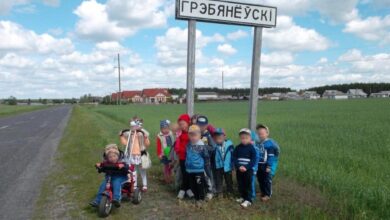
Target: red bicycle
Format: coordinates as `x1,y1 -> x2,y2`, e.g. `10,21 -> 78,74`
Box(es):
97,164 -> 142,217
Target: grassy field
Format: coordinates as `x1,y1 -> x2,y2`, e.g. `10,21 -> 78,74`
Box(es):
35,99 -> 390,219
0,104 -> 49,117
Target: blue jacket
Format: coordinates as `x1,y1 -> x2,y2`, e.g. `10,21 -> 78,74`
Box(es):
214,139 -> 234,172
233,143 -> 257,171
259,138 -> 280,176
185,140 -> 209,173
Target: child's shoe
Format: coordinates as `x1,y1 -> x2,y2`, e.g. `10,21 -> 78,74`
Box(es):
261,196 -> 270,202
240,200 -> 252,208
177,190 -> 185,199
186,189 -> 194,198
141,186 -> 148,192
206,193 -> 213,201
112,200 -> 121,208
89,201 -> 98,207
236,198 -> 244,203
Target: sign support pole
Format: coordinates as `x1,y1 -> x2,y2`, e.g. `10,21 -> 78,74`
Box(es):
186,20 -> 196,116
248,27 -> 263,130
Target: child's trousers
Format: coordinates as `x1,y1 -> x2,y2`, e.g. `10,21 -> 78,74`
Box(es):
179,160 -> 190,191
189,172 -> 205,201
257,169 -> 272,197
236,169 -> 253,202
94,175 -> 127,203
213,168 -> 233,194
134,164 -> 147,189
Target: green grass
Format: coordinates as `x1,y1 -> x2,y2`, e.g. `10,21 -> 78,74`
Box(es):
0,104 -> 49,117
35,99 -> 390,219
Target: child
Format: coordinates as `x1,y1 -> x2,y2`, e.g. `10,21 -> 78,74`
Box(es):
156,119 -> 175,184
175,114 -> 194,199
121,117 -> 150,192
90,144 -> 129,208
233,128 -> 257,208
255,124 -> 280,202
196,115 -> 216,200
212,128 -> 234,197
185,125 -> 209,207
170,122 -> 182,191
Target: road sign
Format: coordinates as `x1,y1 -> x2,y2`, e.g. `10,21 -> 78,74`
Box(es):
176,0 -> 277,130
176,0 -> 277,27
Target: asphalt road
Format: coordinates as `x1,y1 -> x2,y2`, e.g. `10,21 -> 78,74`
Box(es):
0,105 -> 72,220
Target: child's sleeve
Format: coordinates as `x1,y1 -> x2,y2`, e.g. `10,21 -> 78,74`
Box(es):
246,146 -> 257,170
266,140 -> 280,175
156,136 -> 162,157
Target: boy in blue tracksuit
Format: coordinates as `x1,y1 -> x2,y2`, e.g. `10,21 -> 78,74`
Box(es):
255,124 -> 280,202
250,131 -> 260,200
233,128 -> 257,208
212,128 -> 234,197
185,125 -> 209,206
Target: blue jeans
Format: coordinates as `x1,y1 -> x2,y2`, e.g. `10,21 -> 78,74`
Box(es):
94,175 -> 128,204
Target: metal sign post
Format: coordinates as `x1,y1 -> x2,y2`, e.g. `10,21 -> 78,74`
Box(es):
249,27 -> 263,130
186,20 -> 196,116
176,0 -> 277,123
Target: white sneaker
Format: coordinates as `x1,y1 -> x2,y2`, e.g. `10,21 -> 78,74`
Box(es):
206,193 -> 213,201
240,200 -> 252,208
186,189 -> 194,198
236,198 -> 244,203
177,190 -> 185,200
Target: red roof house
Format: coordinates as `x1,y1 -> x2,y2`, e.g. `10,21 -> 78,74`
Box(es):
142,88 -> 171,103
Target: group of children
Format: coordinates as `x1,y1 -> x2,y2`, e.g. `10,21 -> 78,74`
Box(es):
90,113 -> 280,209
157,114 -> 280,208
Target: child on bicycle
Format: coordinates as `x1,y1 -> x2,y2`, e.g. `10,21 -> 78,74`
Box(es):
90,144 -> 129,208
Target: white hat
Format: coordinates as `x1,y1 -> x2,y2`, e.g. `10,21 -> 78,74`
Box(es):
239,128 -> 251,135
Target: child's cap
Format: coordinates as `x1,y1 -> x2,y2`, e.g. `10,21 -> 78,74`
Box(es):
188,125 -> 201,134
130,119 -> 142,130
239,128 -> 251,136
196,115 -> 208,126
105,144 -> 120,156
214,128 -> 225,136
160,119 -> 171,129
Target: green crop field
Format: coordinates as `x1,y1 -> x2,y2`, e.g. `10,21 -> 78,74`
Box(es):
0,104 -> 49,117
35,99 -> 390,219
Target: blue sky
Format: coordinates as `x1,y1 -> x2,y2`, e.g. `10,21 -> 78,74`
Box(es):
0,0 -> 389,98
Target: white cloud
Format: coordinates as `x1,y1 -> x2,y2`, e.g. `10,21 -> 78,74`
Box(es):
261,52 -> 294,66
226,30 -> 249,41
338,49 -> 363,62
0,21 -> 73,54
217,44 -> 237,56
74,0 -> 170,42
155,27 -> 224,66
263,16 -> 331,52
343,15 -> 390,44
0,53 -> 34,68
0,0 -> 60,14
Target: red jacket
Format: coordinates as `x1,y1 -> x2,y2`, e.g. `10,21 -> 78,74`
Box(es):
175,114 -> 191,160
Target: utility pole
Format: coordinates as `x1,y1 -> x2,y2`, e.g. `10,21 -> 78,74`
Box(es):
222,71 -> 224,90
116,53 -> 121,105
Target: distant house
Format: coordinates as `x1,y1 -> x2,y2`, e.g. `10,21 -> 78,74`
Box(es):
142,88 -> 171,103
121,91 -> 143,103
322,90 -> 348,100
264,93 -> 282,101
303,91 -> 320,100
370,91 -> 390,98
197,92 -> 219,101
347,89 -> 367,99
219,95 -> 233,100
284,92 -> 303,100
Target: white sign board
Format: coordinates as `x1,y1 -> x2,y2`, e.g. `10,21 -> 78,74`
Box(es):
176,0 -> 277,27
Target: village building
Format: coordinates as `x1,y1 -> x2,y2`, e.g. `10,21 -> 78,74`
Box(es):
142,88 -> 171,104
347,89 -> 367,99
121,91 -> 143,103
264,93 -> 282,101
283,92 -> 303,100
322,90 -> 348,100
196,92 -> 219,101
370,91 -> 390,98
303,91 -> 321,100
